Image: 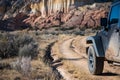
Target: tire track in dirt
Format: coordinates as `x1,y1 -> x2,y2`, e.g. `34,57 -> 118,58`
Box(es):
60,38 -> 88,73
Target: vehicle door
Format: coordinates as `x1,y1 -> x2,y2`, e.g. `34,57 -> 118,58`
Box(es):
104,4 -> 120,62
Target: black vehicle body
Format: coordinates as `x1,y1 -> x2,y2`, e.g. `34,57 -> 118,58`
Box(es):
86,1 -> 120,74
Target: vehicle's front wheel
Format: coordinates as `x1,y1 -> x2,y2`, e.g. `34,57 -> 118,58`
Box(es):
88,45 -> 104,75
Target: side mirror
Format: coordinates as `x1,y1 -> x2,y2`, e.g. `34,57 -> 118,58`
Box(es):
100,18 -> 107,27
100,18 -> 108,31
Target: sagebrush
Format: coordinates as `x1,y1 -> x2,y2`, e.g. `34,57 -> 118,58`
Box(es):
0,32 -> 38,58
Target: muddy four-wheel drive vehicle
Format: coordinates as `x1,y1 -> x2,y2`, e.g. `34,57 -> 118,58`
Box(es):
86,1 -> 120,75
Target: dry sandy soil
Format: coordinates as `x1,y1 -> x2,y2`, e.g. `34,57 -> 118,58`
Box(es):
51,34 -> 120,80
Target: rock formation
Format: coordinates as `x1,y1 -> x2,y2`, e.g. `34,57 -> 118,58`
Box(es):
30,0 -> 95,17
24,2 -> 110,29
0,0 -> 111,31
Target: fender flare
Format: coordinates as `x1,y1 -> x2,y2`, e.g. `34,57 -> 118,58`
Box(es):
86,36 -> 105,57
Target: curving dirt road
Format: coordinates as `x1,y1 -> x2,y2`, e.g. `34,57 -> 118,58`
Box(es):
60,39 -> 88,72
51,36 -> 120,80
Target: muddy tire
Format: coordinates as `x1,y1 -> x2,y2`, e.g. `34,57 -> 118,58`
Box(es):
88,45 -> 104,75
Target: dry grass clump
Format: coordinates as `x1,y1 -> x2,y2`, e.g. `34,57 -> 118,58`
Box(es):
30,59 -> 59,80
63,60 -> 94,80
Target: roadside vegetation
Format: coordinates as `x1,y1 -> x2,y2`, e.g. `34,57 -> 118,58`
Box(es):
0,31 -> 61,80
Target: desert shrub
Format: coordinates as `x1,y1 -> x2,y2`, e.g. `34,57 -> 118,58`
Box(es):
19,43 -> 38,58
0,32 -> 38,59
0,32 -> 17,58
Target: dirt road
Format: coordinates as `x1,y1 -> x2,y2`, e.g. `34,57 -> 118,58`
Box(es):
51,35 -> 120,80
60,39 -> 88,72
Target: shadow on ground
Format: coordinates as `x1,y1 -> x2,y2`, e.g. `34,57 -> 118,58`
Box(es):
100,72 -> 120,76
